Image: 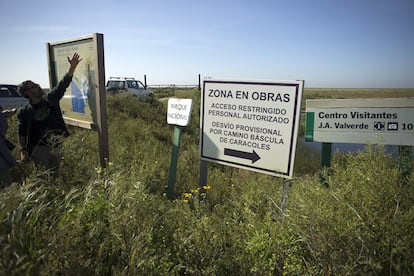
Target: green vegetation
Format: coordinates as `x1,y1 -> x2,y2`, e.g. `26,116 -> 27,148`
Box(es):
1,89 -> 413,275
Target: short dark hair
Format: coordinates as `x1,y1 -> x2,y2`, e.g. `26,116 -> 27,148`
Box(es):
17,81 -> 41,98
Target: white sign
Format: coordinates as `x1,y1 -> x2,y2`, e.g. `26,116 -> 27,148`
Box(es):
305,98 -> 414,146
200,79 -> 304,178
167,98 -> 193,126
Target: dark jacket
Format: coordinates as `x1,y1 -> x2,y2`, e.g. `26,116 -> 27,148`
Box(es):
17,74 -> 72,153
0,112 -> 16,169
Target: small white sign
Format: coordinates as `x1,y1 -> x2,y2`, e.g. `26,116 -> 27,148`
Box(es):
305,98 -> 414,145
200,79 -> 304,179
167,98 -> 193,126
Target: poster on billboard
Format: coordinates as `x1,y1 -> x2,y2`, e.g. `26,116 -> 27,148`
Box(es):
47,33 -> 105,129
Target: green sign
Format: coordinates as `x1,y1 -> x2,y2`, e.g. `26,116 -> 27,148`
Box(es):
305,98 -> 414,146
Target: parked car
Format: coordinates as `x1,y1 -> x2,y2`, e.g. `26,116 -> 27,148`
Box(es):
0,84 -> 28,108
106,77 -> 154,101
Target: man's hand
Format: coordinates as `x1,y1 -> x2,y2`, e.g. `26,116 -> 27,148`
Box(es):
67,52 -> 82,76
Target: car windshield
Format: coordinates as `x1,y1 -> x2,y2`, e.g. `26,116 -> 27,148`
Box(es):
0,86 -> 20,97
10,86 -> 20,97
137,81 -> 145,89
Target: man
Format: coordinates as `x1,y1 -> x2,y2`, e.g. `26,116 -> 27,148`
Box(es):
17,53 -> 82,178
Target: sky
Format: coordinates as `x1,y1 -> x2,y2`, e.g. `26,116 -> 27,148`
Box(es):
0,0 -> 413,88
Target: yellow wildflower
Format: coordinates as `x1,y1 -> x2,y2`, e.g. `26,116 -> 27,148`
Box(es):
184,193 -> 192,198
203,185 -> 212,190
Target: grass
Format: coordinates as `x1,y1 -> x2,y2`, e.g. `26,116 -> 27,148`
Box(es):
1,88 -> 413,275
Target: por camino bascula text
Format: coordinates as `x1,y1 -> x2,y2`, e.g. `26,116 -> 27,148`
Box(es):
209,122 -> 284,151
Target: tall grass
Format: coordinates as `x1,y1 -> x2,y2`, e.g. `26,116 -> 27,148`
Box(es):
1,92 -> 413,275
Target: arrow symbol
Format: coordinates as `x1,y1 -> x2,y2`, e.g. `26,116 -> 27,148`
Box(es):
224,148 -> 261,163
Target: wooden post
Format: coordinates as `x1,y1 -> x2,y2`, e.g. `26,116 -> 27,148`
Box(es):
94,33 -> 109,168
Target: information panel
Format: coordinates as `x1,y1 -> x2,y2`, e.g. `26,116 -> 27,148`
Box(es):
200,79 -> 304,178
47,33 -> 109,167
305,98 -> 414,146
47,34 -> 104,128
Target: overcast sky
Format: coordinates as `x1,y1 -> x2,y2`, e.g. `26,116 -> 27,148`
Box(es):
0,0 -> 413,88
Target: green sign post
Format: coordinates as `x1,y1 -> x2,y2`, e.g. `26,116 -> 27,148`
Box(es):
166,98 -> 193,199
167,126 -> 183,199
398,146 -> 413,185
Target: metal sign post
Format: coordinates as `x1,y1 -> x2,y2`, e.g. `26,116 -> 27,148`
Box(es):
167,126 -> 183,199
320,142 -> 332,187
166,98 -> 193,199
398,146 -> 413,185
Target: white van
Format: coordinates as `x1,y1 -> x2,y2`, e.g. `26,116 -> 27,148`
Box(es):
106,77 -> 154,101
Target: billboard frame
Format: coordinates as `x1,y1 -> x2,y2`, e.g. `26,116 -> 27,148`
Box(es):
46,33 -> 109,167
